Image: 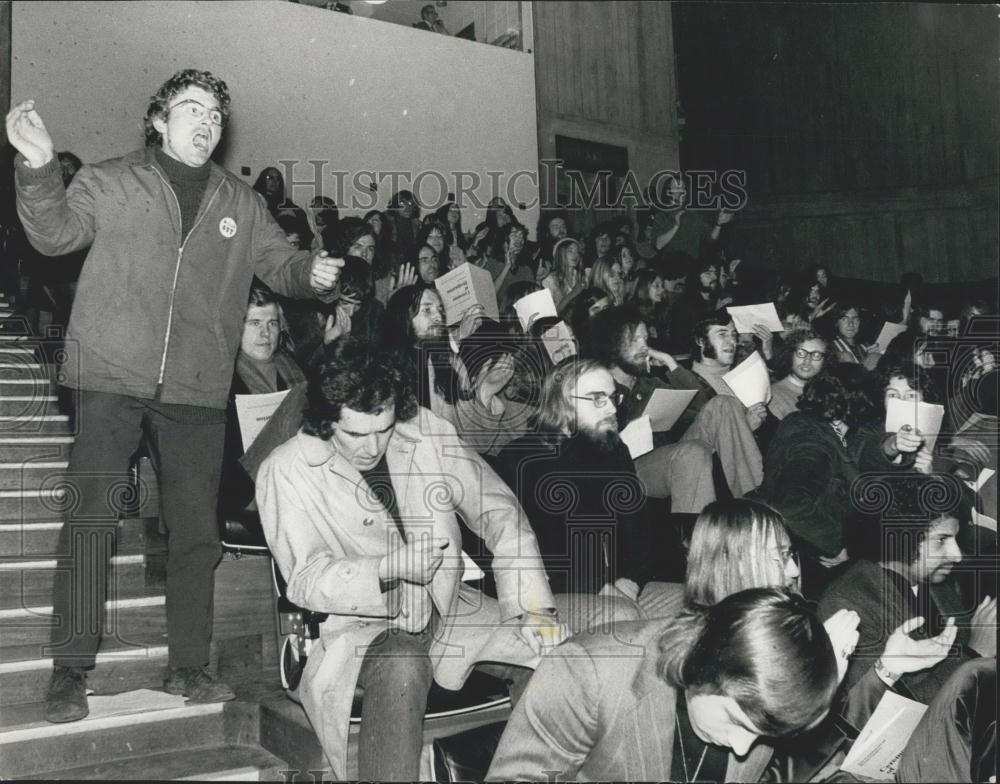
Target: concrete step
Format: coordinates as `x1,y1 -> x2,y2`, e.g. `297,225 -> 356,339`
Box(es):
0,460 -> 68,490
0,557 -> 157,610
0,414 -> 72,435
0,584 -> 167,649
0,487 -> 78,520
0,362 -> 48,380
0,641 -> 170,707
0,698 -> 226,778
19,743 -> 287,780
0,395 -> 60,417
0,518 -> 156,558
0,437 -> 73,462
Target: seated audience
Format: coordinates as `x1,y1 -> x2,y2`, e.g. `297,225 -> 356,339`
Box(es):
768,329 -> 828,420
760,364 -> 878,592
487,588 -> 841,782
433,200 -> 469,255
257,339 -> 564,781
487,222 -> 534,301
584,221 -> 614,269
417,217 -> 463,272
495,357 -> 659,628
666,256 -> 721,355
385,189 -> 421,263
541,236 -> 585,314
690,313 -> 772,439
252,166 -> 310,246
381,284 -> 482,419
445,320 -> 535,457
309,196 -> 339,252
589,254 -> 626,306
581,307 -> 718,510
220,283 -> 305,519
818,475 -> 994,727
823,301 -> 880,369
413,242 -> 442,285
650,173 -> 731,257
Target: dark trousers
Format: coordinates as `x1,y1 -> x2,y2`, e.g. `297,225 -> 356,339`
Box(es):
48,390 -> 226,670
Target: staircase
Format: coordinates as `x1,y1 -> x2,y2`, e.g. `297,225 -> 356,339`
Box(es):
0,297 -> 290,781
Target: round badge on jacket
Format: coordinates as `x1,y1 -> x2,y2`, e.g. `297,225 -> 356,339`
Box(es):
219,217 -> 237,238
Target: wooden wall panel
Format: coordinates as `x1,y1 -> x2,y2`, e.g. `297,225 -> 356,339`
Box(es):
533,2 -> 680,214
673,2 -> 998,283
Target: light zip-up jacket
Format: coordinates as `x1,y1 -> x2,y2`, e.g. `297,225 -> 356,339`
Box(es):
15,147 -> 317,409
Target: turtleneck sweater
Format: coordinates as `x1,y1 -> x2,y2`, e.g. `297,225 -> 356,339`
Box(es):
691,359 -> 734,397
154,147 -> 211,239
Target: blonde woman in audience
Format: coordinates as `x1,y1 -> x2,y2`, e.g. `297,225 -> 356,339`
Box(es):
638,498 -> 801,618
541,236 -> 585,313
590,255 -> 626,306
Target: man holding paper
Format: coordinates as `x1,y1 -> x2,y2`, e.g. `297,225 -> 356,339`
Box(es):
584,306 -> 767,500
819,475 -> 996,731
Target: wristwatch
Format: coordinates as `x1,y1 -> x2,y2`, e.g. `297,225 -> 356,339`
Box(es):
874,657 -> 902,686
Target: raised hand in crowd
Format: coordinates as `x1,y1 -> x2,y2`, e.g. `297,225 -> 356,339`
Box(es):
323,308 -> 352,344
746,401 -> 768,431
752,322 -> 774,359
809,297 -> 836,322
390,262 -> 419,296
5,100 -> 55,168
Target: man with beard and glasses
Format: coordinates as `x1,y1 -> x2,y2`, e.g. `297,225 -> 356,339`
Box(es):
494,358 -> 655,631
768,330 -> 828,420
584,306 -> 764,500
819,474 -> 996,730
7,68 -> 344,722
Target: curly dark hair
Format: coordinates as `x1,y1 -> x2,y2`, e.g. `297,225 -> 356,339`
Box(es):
302,338 -> 416,440
771,329 -> 828,380
870,474 -> 968,566
143,69 -> 231,147
878,355 -> 940,406
797,364 -> 877,428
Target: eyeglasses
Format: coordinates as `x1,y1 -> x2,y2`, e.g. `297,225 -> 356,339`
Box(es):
570,391 -> 623,409
771,547 -> 799,567
793,349 -> 827,361
169,99 -> 223,127
418,253 -> 439,263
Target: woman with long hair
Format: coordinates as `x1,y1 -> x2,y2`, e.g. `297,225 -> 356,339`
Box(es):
541,237 -> 585,314
381,284 -> 482,419
589,255 -> 626,307
433,200 -> 469,254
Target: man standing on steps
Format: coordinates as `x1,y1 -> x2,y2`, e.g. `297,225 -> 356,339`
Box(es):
6,69 -> 343,723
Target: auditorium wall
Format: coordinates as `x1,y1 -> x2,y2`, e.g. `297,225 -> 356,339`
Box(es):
9,0 -> 540,233
672,2 -> 999,284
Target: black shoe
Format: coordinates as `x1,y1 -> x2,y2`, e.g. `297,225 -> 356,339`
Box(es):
164,666 -> 236,703
44,665 -> 89,723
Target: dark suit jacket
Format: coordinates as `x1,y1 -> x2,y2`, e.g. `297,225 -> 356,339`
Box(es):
486,617 -> 774,782
819,560 -> 975,728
